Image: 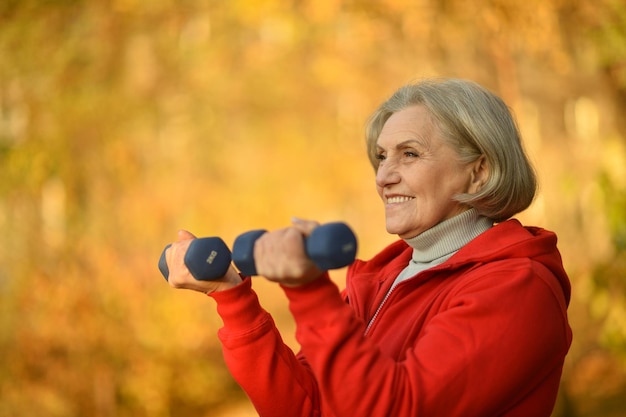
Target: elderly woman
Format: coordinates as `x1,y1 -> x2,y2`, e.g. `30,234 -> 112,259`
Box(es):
165,79 -> 572,417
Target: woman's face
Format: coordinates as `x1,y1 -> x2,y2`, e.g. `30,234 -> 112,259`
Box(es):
375,105 -> 484,239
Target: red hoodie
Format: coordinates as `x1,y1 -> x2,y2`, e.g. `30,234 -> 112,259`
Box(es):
209,219 -> 572,417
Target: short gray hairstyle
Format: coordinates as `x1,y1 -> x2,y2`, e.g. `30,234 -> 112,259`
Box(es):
365,79 -> 536,222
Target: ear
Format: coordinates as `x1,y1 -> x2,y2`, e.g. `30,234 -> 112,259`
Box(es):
467,155 -> 489,195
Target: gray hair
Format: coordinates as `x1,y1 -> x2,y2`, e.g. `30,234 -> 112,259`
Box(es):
365,79 -> 536,222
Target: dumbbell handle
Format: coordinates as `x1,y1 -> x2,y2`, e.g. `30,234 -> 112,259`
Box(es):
158,237 -> 232,281
232,222 -> 357,276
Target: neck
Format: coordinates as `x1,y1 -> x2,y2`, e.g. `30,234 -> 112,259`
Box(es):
404,209 -> 494,264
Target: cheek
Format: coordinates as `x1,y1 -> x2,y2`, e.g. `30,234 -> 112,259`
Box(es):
432,166 -> 468,192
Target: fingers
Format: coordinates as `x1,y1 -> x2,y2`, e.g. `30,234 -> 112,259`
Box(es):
177,229 -> 197,241
165,238 -> 194,287
253,227 -> 308,277
291,217 -> 320,236
164,230 -> 196,286
253,222 -> 323,285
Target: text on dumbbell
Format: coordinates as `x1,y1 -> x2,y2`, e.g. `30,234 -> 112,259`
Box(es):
206,250 -> 218,265
342,243 -> 355,253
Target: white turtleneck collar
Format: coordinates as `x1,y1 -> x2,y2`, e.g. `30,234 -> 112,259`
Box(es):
392,209 -> 493,287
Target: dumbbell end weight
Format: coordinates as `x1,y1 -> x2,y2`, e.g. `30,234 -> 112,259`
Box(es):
232,229 -> 267,276
307,222 -> 357,270
185,237 -> 232,281
158,237 -> 232,281
158,244 -> 172,281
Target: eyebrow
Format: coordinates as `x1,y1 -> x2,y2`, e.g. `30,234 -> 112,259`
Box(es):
376,138 -> 429,151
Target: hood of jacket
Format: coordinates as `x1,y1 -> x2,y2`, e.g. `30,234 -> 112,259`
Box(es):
349,219 -> 571,306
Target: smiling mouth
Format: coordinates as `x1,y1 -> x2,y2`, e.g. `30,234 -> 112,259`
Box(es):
386,196 -> 415,204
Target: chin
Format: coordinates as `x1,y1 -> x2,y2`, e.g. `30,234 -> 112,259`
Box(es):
386,225 -> 412,238
388,225 -> 425,240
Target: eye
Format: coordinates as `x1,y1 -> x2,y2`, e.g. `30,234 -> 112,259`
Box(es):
375,152 -> 386,161
404,151 -> 420,158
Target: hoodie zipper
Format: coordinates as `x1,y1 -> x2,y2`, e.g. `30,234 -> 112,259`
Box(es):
363,265 -> 454,336
363,283 -> 399,336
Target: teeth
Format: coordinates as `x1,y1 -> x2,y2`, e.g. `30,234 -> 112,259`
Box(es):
387,196 -> 413,204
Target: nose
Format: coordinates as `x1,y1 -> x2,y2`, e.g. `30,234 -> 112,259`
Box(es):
375,160 -> 401,189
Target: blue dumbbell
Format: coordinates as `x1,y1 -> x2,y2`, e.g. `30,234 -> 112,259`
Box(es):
158,237 -> 231,281
231,222 -> 357,276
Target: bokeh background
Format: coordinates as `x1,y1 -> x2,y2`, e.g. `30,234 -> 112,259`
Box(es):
1,0 -> 625,416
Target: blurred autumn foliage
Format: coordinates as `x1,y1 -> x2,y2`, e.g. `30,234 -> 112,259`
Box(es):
1,0 -> 626,416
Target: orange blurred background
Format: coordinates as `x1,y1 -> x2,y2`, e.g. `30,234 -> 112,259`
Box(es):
1,0 -> 625,416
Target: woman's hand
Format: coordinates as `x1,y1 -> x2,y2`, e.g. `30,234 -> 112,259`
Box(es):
165,230 -> 243,294
253,218 -> 324,287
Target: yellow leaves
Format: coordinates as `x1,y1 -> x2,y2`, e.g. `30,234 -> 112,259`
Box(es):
302,0 -> 342,23
124,34 -> 160,95
602,135 -> 626,190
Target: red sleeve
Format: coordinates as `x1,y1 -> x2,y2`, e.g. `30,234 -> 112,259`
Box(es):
281,262 -> 571,417
208,277 -> 321,417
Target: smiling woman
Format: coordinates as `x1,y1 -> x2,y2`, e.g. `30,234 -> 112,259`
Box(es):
366,79 -> 537,222
373,105 -> 489,238
164,78 -> 572,417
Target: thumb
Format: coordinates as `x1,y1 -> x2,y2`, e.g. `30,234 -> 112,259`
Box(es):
177,229 -> 197,241
291,217 -> 320,237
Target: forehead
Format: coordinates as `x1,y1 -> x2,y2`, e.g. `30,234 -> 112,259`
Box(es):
377,105 -> 438,146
